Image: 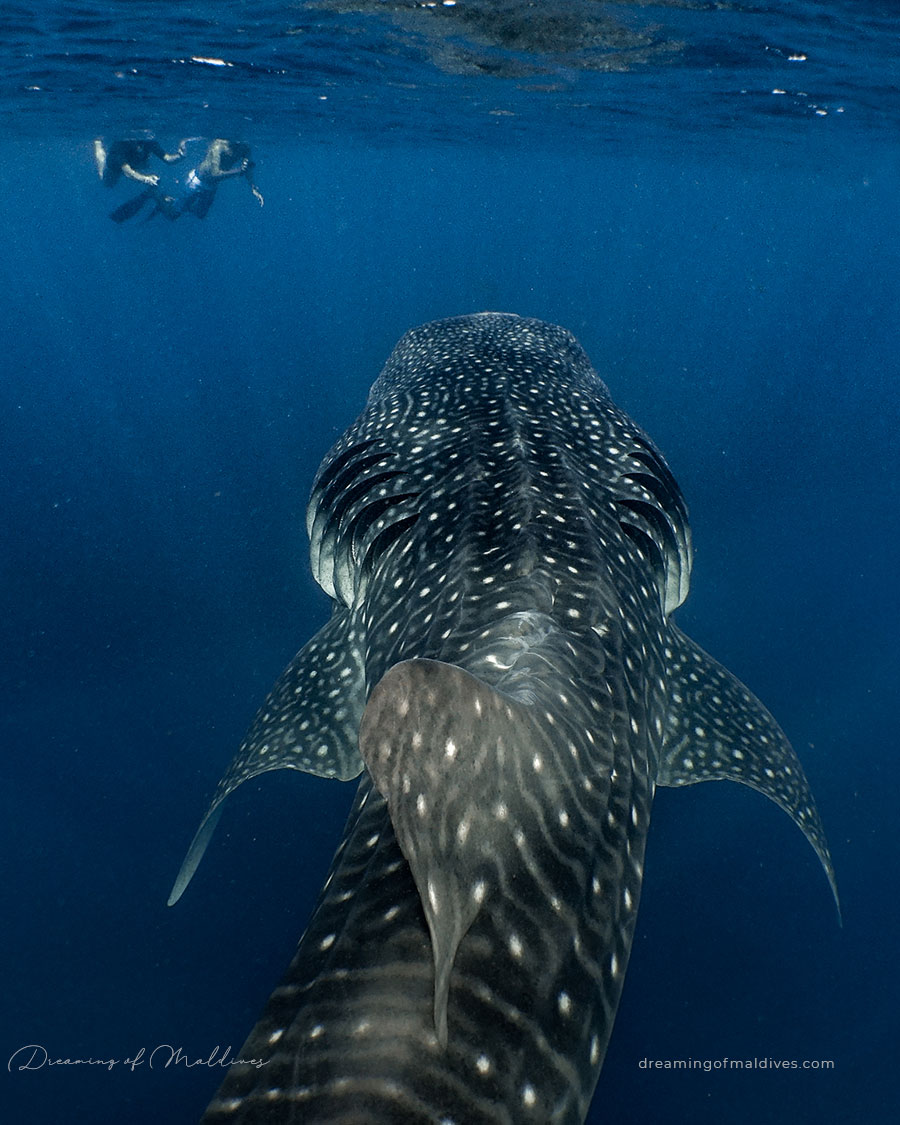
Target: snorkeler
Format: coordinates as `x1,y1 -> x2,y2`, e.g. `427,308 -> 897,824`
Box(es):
181,138 -> 263,216
109,139 -> 264,223
94,136 -> 188,188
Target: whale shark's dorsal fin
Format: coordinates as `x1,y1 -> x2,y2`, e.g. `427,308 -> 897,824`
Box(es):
360,655 -> 604,1046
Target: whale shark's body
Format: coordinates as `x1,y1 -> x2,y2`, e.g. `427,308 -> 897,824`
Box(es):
170,313 -> 836,1123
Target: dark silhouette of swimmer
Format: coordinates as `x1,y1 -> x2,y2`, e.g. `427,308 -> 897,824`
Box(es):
94,136 -> 187,188
110,139 -> 264,224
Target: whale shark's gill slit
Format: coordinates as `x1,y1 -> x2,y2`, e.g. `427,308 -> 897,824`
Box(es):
616,493 -> 691,614
351,492 -> 421,564
617,515 -> 666,577
334,469 -> 409,514
317,451 -> 399,515
629,441 -> 687,517
309,443 -> 393,584
311,438 -> 381,498
620,443 -> 692,612
622,470 -> 682,521
318,472 -> 409,555
358,513 -> 421,584
616,497 -> 680,561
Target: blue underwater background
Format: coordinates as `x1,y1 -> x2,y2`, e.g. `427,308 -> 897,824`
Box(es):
2,3 -> 898,1123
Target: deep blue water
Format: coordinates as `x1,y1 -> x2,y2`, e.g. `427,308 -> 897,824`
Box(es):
2,3 -> 898,1123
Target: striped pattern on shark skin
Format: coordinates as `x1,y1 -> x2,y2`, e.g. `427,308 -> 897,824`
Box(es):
170,313 -> 837,1123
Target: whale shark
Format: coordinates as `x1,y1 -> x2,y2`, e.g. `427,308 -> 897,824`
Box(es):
169,313 -> 837,1123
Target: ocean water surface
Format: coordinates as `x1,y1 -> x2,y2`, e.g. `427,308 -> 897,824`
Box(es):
2,3 -> 897,1123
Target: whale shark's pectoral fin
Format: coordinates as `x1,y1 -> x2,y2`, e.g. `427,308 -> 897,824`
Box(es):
167,804 -> 225,908
168,606 -> 366,906
359,658 -> 553,1047
658,625 -> 839,916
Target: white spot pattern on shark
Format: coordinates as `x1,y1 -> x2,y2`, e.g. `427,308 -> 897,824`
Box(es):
170,313 -> 837,1124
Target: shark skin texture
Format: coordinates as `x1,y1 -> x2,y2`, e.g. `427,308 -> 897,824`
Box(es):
170,313 -> 837,1124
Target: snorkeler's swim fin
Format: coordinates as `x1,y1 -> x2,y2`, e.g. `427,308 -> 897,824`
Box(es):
109,190 -> 153,223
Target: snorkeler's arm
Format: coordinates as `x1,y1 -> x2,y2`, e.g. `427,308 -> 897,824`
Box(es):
234,158 -> 264,205
161,139 -> 189,163
241,158 -> 264,206
246,173 -> 264,207
215,162 -> 252,179
121,164 -> 160,185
